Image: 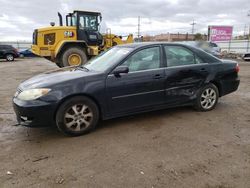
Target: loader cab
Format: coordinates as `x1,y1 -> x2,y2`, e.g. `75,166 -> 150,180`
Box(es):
66,10 -> 103,46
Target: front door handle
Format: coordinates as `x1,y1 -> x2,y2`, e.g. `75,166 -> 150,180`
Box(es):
200,68 -> 207,72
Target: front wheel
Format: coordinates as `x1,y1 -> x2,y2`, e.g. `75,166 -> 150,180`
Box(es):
194,83 -> 219,111
56,96 -> 99,136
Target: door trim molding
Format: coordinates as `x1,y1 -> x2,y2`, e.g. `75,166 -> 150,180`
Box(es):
112,89 -> 165,99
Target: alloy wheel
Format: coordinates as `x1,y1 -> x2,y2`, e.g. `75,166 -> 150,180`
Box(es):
6,54 -> 14,61
64,104 -> 93,132
200,88 -> 217,110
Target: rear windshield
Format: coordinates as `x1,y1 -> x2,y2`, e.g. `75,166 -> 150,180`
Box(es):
209,42 -> 218,47
188,46 -> 221,63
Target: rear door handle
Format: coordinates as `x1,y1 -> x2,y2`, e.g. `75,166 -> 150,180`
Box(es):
153,74 -> 163,79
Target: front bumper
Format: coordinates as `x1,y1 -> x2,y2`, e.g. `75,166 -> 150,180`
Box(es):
243,57 -> 250,61
242,53 -> 250,61
13,97 -> 57,127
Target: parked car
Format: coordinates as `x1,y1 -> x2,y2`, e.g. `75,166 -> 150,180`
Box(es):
0,45 -> 19,61
181,41 -> 222,58
19,48 -> 38,57
242,52 -> 250,61
13,42 -> 240,136
208,42 -> 221,53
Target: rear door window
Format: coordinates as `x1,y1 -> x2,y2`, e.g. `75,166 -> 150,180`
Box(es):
164,46 -> 203,67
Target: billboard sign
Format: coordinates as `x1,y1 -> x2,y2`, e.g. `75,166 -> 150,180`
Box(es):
208,26 -> 233,42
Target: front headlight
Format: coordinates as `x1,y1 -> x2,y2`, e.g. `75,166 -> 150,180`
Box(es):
17,88 -> 51,101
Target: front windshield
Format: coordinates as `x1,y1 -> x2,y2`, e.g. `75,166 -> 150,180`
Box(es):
79,15 -> 98,31
84,47 -> 132,72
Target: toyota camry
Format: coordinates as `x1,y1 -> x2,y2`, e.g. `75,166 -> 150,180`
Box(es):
13,42 -> 240,136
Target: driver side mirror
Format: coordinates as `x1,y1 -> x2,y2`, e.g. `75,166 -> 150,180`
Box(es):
113,66 -> 129,77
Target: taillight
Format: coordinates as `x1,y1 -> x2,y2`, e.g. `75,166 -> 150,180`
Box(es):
235,63 -> 240,73
14,48 -> 18,53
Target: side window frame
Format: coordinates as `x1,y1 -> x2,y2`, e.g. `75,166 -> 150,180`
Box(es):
163,45 -> 205,68
113,45 -> 163,74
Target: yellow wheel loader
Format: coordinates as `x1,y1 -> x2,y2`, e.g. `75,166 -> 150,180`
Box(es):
31,10 -> 133,67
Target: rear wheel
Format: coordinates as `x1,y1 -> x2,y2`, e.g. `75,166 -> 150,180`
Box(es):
195,83 -> 219,111
6,54 -> 14,61
56,96 -> 99,136
59,47 -> 87,67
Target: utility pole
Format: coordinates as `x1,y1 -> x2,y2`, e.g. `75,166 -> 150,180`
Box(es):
247,11 -> 250,52
248,11 -> 250,38
137,16 -> 141,41
244,24 -> 247,38
190,20 -> 196,34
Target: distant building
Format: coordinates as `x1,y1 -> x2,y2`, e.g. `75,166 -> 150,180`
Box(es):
143,33 -> 207,42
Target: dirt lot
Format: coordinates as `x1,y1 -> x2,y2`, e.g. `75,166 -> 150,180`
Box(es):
0,58 -> 249,188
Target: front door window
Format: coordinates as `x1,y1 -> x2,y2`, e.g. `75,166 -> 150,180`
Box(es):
122,47 -> 160,72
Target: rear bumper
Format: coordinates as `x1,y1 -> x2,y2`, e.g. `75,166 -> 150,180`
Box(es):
15,53 -> 20,58
31,45 -> 55,59
220,78 -> 240,96
13,98 -> 57,127
31,45 -> 40,56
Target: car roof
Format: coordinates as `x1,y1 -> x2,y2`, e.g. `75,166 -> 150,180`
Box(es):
118,42 -> 201,49
118,42 -> 171,48
118,42 -> 221,63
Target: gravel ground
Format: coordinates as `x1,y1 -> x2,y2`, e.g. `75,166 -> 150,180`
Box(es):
0,58 -> 249,188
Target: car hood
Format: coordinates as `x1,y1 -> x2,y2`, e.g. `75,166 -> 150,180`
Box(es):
18,66 -> 98,90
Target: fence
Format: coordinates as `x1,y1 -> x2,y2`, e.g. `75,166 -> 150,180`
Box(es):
216,40 -> 250,54
1,39 -> 250,54
0,41 -> 32,51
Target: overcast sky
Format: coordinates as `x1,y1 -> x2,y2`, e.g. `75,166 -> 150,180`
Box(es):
0,0 -> 250,41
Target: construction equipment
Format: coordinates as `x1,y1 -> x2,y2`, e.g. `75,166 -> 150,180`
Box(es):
31,10 -> 133,67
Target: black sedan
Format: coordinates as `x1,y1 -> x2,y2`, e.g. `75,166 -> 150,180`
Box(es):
13,42 -> 240,136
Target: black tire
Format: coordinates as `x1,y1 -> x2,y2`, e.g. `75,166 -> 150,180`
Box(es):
59,47 -> 87,67
56,96 -> 99,136
6,54 -> 14,61
55,58 -> 63,68
194,83 -> 219,111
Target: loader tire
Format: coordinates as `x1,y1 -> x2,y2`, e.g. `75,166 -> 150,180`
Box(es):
60,47 -> 87,67
55,58 -> 63,68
